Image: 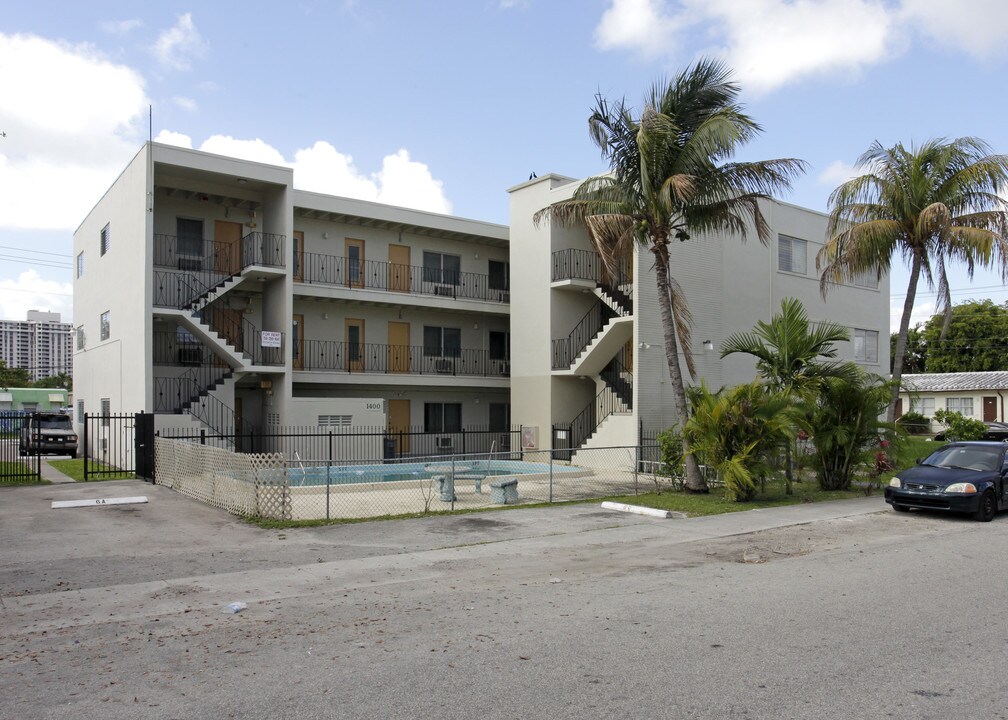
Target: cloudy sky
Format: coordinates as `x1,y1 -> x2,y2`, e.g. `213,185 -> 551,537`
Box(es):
3,0 -> 1008,330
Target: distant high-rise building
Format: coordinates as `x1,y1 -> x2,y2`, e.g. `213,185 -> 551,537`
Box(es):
0,310 -> 74,381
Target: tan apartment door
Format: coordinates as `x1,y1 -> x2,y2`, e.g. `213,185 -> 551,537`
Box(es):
214,220 -> 244,275
346,238 -> 364,288
388,399 -> 411,454
388,244 -> 410,292
292,314 -> 304,370
387,321 -> 410,373
346,318 -> 365,372
984,396 -> 998,422
293,230 -> 304,282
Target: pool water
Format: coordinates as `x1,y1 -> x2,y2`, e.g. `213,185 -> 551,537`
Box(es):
287,459 -> 577,487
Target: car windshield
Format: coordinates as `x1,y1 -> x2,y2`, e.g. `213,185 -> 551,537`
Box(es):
923,445 -> 1002,472
38,416 -> 72,430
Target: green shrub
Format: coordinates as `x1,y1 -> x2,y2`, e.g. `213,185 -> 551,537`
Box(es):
656,427 -> 685,482
896,411 -> 931,434
932,409 -> 987,441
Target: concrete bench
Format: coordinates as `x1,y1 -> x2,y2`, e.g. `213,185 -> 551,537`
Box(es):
490,477 -> 518,504
456,473 -> 485,494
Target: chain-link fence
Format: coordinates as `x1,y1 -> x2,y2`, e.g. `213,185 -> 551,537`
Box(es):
153,436 -> 700,521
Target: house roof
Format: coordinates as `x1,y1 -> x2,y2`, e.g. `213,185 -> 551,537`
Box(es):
901,371 -> 1008,393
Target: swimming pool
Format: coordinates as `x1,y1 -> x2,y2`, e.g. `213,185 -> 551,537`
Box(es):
285,459 -> 580,487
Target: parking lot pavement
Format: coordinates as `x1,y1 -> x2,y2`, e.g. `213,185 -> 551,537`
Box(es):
5,482 -> 997,719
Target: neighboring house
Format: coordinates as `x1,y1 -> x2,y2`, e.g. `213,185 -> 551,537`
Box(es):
899,371 -> 1008,431
0,310 -> 73,382
74,143 -> 510,452
0,387 -> 69,413
507,174 -> 890,453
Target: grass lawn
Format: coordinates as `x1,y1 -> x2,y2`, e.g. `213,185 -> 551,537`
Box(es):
0,461 -> 48,485
48,459 -> 135,482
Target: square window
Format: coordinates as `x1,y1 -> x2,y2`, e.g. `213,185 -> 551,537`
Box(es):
100,311 -> 110,341
853,328 -> 878,363
100,223 -> 110,256
778,235 -> 807,275
424,402 -> 462,433
423,251 -> 461,286
947,397 -> 974,416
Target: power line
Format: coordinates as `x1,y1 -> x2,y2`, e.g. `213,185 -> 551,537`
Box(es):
0,245 -> 73,258
0,286 -> 72,298
0,255 -> 72,270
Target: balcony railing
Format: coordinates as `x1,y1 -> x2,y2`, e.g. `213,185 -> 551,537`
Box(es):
296,340 -> 510,377
552,248 -> 602,283
154,232 -> 286,272
296,252 -> 509,303
551,301 -> 616,369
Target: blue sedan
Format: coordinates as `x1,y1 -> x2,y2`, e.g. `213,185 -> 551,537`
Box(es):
885,441 -> 1007,522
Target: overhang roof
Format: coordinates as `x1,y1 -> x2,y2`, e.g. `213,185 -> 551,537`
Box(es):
901,371 -> 1008,393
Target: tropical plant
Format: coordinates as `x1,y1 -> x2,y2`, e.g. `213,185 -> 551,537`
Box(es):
895,410 -> 930,435
0,361 -> 31,389
921,299 -> 1008,372
817,137 -> 1008,422
802,371 -> 894,491
890,326 -> 927,374
720,297 -> 854,491
932,409 -> 987,441
656,426 -> 685,489
534,59 -> 804,492
683,381 -> 795,501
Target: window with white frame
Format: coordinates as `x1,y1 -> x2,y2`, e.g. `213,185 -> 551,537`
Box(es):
424,402 -> 461,433
778,235 -> 807,275
854,270 -> 878,289
100,223 -> 110,256
76,326 -> 85,350
76,252 -> 84,278
101,398 -> 111,426
946,397 -> 974,417
423,326 -> 461,357
909,397 -> 935,416
853,328 -> 878,363
100,311 -> 110,341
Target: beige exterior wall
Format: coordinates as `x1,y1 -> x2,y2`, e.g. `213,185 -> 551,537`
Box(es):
898,389 -> 1006,429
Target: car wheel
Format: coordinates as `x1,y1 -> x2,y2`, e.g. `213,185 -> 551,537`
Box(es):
974,490 -> 997,522
892,504 -> 910,513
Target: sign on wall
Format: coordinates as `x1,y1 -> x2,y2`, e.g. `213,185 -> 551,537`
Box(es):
261,331 -> 282,348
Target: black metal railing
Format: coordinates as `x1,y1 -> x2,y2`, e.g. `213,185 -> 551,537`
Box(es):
0,412 -> 42,482
553,383 -> 632,460
551,301 -> 616,369
600,353 -> 633,409
297,340 -> 510,377
551,248 -> 602,282
296,252 -> 509,303
191,308 -> 284,366
153,367 -> 232,414
82,412 -> 136,480
241,232 -> 285,269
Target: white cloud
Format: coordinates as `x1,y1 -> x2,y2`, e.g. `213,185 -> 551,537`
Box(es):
891,297 -> 935,333
153,13 -> 206,71
199,135 -> 288,166
900,0 -> 1008,58
153,129 -> 193,148
100,18 -> 143,35
593,0 -> 1008,93
0,270 -> 73,324
595,0 -> 689,57
0,33 -> 148,229
818,159 -> 860,187
374,149 -> 452,214
172,96 -> 198,112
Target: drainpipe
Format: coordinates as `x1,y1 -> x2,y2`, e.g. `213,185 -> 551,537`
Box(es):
998,390 -> 1005,423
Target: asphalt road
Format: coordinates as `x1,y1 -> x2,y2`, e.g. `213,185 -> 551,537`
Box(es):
1,480 -> 1005,719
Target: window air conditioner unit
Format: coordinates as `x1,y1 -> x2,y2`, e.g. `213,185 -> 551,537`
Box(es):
436,436 -> 453,450
433,285 -> 454,297
178,256 -> 203,271
434,359 -> 454,373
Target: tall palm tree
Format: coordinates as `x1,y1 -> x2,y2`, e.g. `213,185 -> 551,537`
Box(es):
533,59 -> 804,492
720,297 -> 854,492
818,137 -> 1008,422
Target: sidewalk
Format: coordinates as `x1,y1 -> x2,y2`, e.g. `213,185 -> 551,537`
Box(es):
40,459 -> 75,484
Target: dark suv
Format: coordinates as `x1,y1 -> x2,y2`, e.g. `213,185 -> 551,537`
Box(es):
19,413 -> 78,458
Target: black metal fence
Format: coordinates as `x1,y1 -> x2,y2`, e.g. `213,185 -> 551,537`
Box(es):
0,412 -> 42,482
156,423 -> 521,462
82,412 -> 138,481
299,340 -> 509,376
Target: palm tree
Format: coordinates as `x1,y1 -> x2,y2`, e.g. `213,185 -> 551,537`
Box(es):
817,137 -> 1008,422
534,59 -> 804,492
720,297 -> 854,492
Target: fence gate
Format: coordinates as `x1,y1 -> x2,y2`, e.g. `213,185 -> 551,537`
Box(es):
135,412 -> 155,481
0,412 -> 42,482
83,412 -> 137,481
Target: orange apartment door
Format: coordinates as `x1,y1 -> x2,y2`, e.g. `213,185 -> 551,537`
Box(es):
388,244 -> 410,292
292,314 -> 304,370
346,238 -> 364,288
388,399 -> 411,454
984,396 -> 998,422
293,230 -> 304,282
214,220 -> 243,275
387,321 -> 410,373
345,318 -> 365,372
